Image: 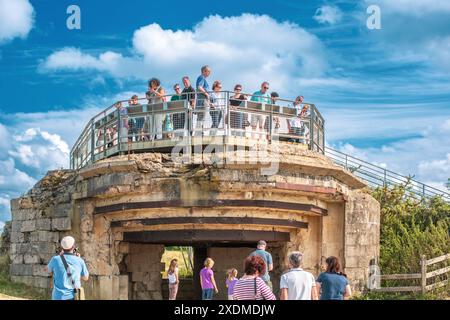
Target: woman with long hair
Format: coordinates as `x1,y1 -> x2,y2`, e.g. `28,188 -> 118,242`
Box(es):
167,259 -> 179,300
146,77 -> 166,140
225,268 -> 238,300
316,256 -> 352,300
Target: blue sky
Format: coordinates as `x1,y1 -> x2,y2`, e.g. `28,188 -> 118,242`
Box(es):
1,0 -> 450,227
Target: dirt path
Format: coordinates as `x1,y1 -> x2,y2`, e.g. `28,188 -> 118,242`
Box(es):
0,293 -> 28,300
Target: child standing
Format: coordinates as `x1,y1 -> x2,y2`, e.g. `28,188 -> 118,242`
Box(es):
167,259 -> 179,300
225,268 -> 238,300
200,258 -> 218,300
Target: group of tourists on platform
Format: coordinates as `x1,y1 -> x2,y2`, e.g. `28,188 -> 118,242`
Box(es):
96,65 -> 310,152
167,240 -> 353,301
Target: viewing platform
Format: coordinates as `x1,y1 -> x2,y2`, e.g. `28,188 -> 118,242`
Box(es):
70,91 -> 325,170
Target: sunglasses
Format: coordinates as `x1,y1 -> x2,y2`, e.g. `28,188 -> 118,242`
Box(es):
175,87 -> 181,90
235,88 -> 242,91
263,87 -> 269,89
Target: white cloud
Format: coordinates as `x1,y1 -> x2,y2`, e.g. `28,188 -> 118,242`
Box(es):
40,14 -> 327,95
8,128 -> 70,171
418,154 -> 450,183
0,158 -> 36,193
331,118 -> 450,191
314,5 -> 343,25
373,0 -> 450,15
41,47 -> 123,72
0,0 -> 34,43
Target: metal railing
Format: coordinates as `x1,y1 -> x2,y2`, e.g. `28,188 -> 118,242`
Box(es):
325,147 -> 450,201
70,91 -> 325,169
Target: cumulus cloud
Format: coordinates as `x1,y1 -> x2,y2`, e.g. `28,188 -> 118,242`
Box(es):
0,158 -> 36,193
40,14 -> 328,95
0,0 -> 34,43
8,128 -> 70,172
314,5 -> 343,25
361,0 -> 450,72
331,118 -> 450,191
41,48 -> 123,72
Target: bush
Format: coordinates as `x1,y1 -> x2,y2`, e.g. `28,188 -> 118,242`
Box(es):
367,182 -> 450,299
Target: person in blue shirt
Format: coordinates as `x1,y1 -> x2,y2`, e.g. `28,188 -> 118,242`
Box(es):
249,240 -> 273,290
316,256 -> 352,300
250,82 -> 271,139
194,65 -> 211,136
46,236 -> 89,300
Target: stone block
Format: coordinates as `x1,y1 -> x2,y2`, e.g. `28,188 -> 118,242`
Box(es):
52,217 -> 71,231
33,276 -> 51,289
31,264 -> 49,277
10,198 -> 21,211
18,197 -> 34,209
24,254 -> 40,264
97,276 -> 113,300
11,275 -> 33,286
131,272 -> 145,282
40,253 -> 55,265
56,193 -> 71,204
10,231 -> 25,243
36,218 -> 52,231
11,254 -> 24,264
20,220 -> 36,232
35,231 -> 59,243
36,242 -> 58,254
119,275 -> 129,300
10,264 -> 33,276
16,243 -> 31,254
52,203 -> 72,218
11,220 -> 22,232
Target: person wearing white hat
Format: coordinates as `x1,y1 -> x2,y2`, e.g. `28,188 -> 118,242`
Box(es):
46,236 -> 89,300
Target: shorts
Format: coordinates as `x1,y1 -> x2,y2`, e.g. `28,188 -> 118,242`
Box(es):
251,114 -> 264,128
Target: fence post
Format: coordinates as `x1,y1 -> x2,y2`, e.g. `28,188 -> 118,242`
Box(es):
420,255 -> 427,294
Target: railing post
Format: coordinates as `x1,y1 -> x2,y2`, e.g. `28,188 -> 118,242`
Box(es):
90,121 -> 95,164
310,106 -> 314,151
420,255 -> 427,295
345,154 -> 348,170
117,106 -> 122,154
226,91 -> 230,137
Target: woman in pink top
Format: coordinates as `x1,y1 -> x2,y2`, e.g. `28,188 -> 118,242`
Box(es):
200,258 -> 218,300
233,255 -> 276,300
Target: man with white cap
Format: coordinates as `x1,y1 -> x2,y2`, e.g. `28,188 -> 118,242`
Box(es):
46,236 -> 89,300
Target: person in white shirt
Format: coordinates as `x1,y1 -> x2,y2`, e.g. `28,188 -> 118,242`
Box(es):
167,259 -> 179,300
280,251 -> 318,300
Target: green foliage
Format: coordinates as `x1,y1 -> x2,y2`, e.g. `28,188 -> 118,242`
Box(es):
372,182 -> 450,275
0,255 -> 48,300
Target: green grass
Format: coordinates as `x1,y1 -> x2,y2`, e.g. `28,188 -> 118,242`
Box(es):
0,255 -> 48,300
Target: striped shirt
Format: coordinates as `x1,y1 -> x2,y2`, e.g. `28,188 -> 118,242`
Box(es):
233,277 -> 276,300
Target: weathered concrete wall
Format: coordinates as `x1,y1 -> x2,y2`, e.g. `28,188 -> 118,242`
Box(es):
344,190 -> 380,291
8,171 -> 76,293
207,247 -> 253,299
127,243 -> 165,300
8,148 -> 380,299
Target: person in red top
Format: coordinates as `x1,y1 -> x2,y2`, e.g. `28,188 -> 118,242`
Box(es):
233,255 -> 276,300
